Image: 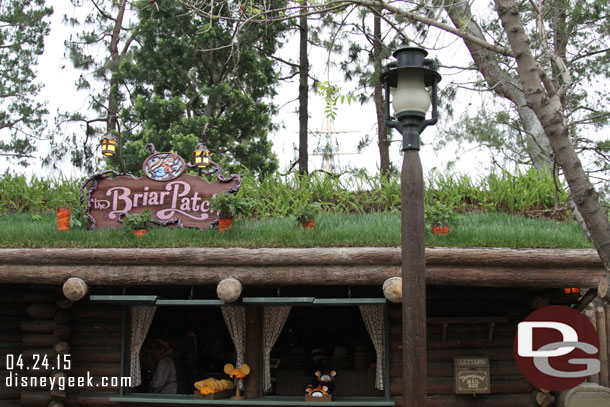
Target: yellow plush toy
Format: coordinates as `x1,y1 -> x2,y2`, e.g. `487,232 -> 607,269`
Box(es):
194,378 -> 234,395
223,363 -> 251,379
224,363 -> 251,400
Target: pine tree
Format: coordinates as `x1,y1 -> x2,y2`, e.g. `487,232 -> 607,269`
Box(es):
0,0 -> 53,166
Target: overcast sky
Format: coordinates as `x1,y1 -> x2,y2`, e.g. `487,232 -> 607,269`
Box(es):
2,1 -> 494,179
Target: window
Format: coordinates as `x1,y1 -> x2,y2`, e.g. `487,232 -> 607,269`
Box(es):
93,294 -> 391,404
136,306 -> 233,394
268,306 -> 384,397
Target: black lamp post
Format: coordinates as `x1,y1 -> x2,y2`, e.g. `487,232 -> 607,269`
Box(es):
381,46 -> 441,406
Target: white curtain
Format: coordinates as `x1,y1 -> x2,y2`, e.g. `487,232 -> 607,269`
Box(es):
129,305 -> 156,387
221,306 -> 246,367
359,304 -> 386,390
263,306 -> 291,392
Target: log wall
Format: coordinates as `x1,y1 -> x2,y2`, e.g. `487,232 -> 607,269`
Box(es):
2,286 -> 123,407
391,287 -> 537,407
64,299 -> 122,407
0,286 -> 26,403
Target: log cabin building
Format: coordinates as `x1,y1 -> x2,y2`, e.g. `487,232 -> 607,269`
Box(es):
0,247 -> 609,407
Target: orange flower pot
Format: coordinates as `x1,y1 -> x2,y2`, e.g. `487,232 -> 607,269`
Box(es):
431,224 -> 450,235
219,218 -> 233,233
56,208 -> 70,231
133,229 -> 147,237
301,220 -> 315,230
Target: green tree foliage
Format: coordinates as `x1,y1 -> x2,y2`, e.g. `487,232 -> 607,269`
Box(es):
117,0 -> 287,176
440,0 -> 609,181
59,0 -> 136,173
0,0 -> 53,165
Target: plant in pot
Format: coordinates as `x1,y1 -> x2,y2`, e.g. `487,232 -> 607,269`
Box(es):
425,203 -> 455,235
295,202 -> 321,230
56,207 -> 71,231
208,192 -> 247,233
123,210 -> 156,237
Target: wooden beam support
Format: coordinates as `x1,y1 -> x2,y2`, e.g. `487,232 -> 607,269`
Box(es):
599,275 -> 610,304
244,305 -> 262,399
0,247 -> 603,267
574,288 -> 598,312
0,264 -> 605,288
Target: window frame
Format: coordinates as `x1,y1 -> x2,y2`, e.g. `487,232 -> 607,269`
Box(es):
90,296 -> 391,403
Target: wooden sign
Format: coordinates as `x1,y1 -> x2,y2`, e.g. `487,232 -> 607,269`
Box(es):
83,152 -> 240,230
454,356 -> 490,395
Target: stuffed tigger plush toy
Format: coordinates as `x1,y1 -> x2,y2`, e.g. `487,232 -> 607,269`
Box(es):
305,370 -> 337,397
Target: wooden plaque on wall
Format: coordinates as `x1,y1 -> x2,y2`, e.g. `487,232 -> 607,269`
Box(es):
454,356 -> 491,395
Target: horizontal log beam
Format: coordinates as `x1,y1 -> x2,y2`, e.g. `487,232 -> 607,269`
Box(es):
0,247 -> 602,267
0,264 -> 604,288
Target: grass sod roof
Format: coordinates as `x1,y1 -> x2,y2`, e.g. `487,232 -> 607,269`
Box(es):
0,211 -> 593,249
0,212 -> 602,288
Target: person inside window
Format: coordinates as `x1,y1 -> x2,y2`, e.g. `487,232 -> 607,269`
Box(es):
149,339 -> 186,394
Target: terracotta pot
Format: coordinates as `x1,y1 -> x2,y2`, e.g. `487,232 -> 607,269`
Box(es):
301,220 -> 315,230
219,218 -> 233,233
56,208 -> 70,231
133,229 -> 147,237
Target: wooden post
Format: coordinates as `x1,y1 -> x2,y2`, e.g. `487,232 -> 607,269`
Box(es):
245,305 -> 262,399
585,303 -> 600,384
598,275 -> 610,304
595,299 -> 609,387
602,301 -> 610,388
401,149 -> 426,407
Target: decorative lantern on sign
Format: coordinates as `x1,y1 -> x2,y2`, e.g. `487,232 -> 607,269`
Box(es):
100,135 -> 117,157
193,144 -> 211,168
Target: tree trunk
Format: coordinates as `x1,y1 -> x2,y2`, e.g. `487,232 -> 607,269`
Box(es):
493,0 -> 610,277
373,13 -> 390,176
298,1 -> 309,175
107,0 -> 128,173
445,1 -> 591,240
